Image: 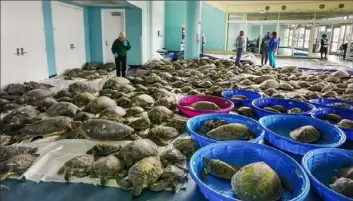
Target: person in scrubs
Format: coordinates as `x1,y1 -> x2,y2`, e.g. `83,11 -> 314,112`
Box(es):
268,31 -> 278,68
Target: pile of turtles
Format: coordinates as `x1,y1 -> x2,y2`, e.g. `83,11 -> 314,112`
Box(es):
0,57 -> 353,196
329,165 -> 353,198
319,113 -> 353,129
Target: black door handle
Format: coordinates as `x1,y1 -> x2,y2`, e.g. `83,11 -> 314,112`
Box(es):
70,44 -> 76,49
20,48 -> 27,55
15,48 -> 20,56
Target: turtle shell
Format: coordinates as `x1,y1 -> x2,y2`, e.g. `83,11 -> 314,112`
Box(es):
289,125 -> 320,143
206,123 -> 252,141
191,101 -> 220,110
20,116 -> 74,137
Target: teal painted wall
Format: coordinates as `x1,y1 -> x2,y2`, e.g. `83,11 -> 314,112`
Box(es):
165,1 -> 186,51
201,3 -> 226,51
87,7 -> 103,63
164,1 -> 226,51
42,1 -> 56,77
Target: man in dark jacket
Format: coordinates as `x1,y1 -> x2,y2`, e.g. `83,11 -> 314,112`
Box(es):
111,32 -> 131,77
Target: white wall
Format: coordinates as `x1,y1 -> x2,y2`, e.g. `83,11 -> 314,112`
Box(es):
1,1 -> 48,89
151,1 -> 165,52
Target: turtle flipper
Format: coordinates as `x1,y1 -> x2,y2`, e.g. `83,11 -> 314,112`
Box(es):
280,176 -> 293,193
56,129 -> 79,140
64,168 -> 71,182
0,185 -> 9,191
200,168 -> 208,181
172,182 -> 183,193
116,177 -> 132,190
57,166 -> 66,175
100,171 -> 109,186
131,185 -> 143,197
0,172 -> 15,180
149,180 -> 169,192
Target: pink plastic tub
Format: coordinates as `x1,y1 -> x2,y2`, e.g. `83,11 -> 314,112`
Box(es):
177,95 -> 234,117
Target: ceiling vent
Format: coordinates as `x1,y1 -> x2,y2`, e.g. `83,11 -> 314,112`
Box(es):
265,6 -> 270,11
281,5 -> 287,10
338,3 -> 345,9
319,4 -> 325,9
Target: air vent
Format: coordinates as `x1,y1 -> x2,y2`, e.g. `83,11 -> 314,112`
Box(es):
265,6 -> 270,11
319,4 -> 325,9
338,3 -> 344,9
281,5 -> 287,10
111,12 -> 121,16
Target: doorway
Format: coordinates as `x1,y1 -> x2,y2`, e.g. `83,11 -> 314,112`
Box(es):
52,2 -> 86,76
101,9 -> 125,64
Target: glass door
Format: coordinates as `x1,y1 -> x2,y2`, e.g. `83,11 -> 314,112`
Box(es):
331,26 -> 341,53
247,24 -> 261,54
226,23 -> 246,51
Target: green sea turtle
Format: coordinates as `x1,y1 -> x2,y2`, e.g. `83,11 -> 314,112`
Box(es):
160,148 -> 186,167
0,135 -> 15,146
237,106 -> 256,118
338,166 -> 353,180
86,144 -> 122,159
126,106 -> 145,117
147,126 -> 179,146
338,119 -> 353,129
231,95 -> 247,100
2,106 -> 40,124
199,119 -> 228,133
321,113 -> 342,124
154,96 -> 177,110
68,82 -> 98,95
116,96 -> 132,108
147,106 -> 174,124
73,112 -> 96,122
173,139 -> 198,158
45,102 -> 79,117
116,156 -> 163,196
62,119 -> 134,141
128,116 -> 151,130
287,107 -> 302,114
103,77 -> 130,89
205,123 -> 254,141
83,96 -> 117,114
6,84 -> 28,95
18,89 -> 54,105
72,92 -> 96,107
0,154 -> 38,180
0,146 -> 37,162
231,162 -> 282,201
116,139 -> 158,168
24,81 -> 53,90
132,94 -> 155,109
90,155 -> 123,186
35,97 -> 57,112
289,125 -> 320,143
202,157 -> 239,180
55,89 -> 73,99
263,107 -> 281,113
191,101 -> 220,110
329,177 -> 353,198
58,154 -> 95,182
100,106 -> 126,122
149,165 -> 188,192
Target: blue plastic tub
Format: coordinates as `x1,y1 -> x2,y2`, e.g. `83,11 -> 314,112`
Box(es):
309,99 -> 353,110
311,107 -> 353,141
302,148 -> 353,201
259,115 -> 346,155
221,89 -> 262,107
186,113 -> 265,147
252,98 -> 316,118
189,141 -> 311,201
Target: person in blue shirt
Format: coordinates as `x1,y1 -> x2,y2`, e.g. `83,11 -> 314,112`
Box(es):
268,31 -> 278,68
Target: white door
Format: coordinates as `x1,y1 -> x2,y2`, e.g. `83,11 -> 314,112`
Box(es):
102,9 -> 125,63
1,1 -> 48,89
52,2 -> 86,75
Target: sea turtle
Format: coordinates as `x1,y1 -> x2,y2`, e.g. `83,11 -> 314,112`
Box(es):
338,166 -> 353,180
18,89 -> 54,105
321,113 -> 342,124
268,105 -> 287,113
327,102 -> 352,109
63,119 -> 134,141
152,88 -> 173,100
116,139 -> 158,168
160,148 -> 186,167
128,116 -> 151,130
6,84 -> 27,95
35,97 -> 57,112
132,94 -> 155,109
237,106 -> 256,118
19,116 -> 75,139
147,126 -> 179,146
259,80 -> 279,90
2,106 -> 40,124
68,82 -> 98,95
45,102 -> 79,117
287,107 -> 302,114
338,119 -> 353,129
0,154 -> 38,180
55,89 -> 73,99
164,116 -> 188,133
126,106 -> 145,117
145,73 -> 162,84
24,81 -> 53,90
116,156 -> 163,196
72,92 -> 96,107
332,70 -> 350,79
83,96 -> 117,114
230,95 -> 247,100
206,123 -> 254,141
73,112 -> 96,122
149,165 -> 188,192
90,155 -> 124,186
329,177 -> 353,198
199,119 -> 228,133
86,144 -> 121,159
57,154 -> 95,182
147,106 -> 174,124
263,107 -> 281,113
103,77 -> 130,89
279,83 -> 294,91
289,125 -> 320,143
173,139 -> 198,158
0,102 -> 22,113
231,162 -> 282,201
154,96 -> 177,110
190,101 -> 220,110
100,106 -> 126,122
116,96 -> 132,108
0,135 -> 15,146
0,146 -> 37,162
202,157 -> 239,180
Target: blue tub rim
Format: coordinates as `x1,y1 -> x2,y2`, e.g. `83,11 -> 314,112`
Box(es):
252,97 -> 316,115
301,148 -> 353,201
311,108 -> 353,132
189,141 -> 311,201
221,89 -> 263,100
185,113 -> 265,144
259,114 -> 347,149
308,98 -> 353,110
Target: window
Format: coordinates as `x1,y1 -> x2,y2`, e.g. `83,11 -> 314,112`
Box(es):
247,13 -> 279,20
279,12 -> 315,20
228,13 -> 246,20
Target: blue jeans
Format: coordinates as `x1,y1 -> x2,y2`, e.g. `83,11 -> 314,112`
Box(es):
268,51 -> 276,68
235,48 -> 243,65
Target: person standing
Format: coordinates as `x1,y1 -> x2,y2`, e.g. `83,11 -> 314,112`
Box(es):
268,31 -> 278,68
260,33 -> 270,66
235,30 -> 246,66
320,34 -> 329,60
111,32 -> 131,77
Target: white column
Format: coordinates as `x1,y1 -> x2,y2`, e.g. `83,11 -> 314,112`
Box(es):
308,23 -> 316,57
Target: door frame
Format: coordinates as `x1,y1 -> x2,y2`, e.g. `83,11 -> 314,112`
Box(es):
101,9 -> 126,64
